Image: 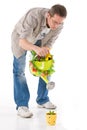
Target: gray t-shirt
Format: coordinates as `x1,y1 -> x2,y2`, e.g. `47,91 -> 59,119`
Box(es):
36,27 -> 51,40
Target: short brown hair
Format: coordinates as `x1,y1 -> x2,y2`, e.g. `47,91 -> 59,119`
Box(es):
48,4 -> 67,18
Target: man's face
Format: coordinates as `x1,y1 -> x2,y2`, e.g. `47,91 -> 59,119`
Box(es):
47,13 -> 65,30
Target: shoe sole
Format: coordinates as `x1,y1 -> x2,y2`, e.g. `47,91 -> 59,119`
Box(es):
37,104 -> 56,109
17,113 -> 33,118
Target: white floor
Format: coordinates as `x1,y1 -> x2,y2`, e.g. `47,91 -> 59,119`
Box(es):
0,94 -> 86,130
0,106 -> 66,130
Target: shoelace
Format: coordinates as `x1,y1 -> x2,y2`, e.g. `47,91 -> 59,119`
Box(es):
21,107 -> 29,112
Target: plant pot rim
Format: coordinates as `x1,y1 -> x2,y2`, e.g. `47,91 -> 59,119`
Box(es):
46,113 -> 56,115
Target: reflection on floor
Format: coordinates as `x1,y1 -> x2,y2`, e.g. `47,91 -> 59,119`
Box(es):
0,106 -> 66,130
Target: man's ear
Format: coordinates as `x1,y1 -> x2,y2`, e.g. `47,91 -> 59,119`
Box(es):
47,12 -> 51,18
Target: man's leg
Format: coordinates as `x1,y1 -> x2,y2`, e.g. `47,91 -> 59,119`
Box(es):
13,52 -> 29,108
13,52 -> 33,118
36,77 -> 56,109
36,77 -> 49,105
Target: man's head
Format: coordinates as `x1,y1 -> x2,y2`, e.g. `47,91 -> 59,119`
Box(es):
46,4 -> 67,30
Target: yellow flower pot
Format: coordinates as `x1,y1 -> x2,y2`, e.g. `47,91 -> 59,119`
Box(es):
46,112 -> 57,125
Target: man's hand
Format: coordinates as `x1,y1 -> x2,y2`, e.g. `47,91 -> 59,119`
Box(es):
34,46 -> 50,57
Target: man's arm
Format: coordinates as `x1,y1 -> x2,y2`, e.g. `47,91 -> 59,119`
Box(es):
19,39 -> 49,57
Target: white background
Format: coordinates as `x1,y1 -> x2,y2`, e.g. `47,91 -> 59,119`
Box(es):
0,0 -> 87,130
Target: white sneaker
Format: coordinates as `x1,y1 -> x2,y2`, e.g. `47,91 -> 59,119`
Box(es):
17,106 -> 33,118
38,101 -> 56,109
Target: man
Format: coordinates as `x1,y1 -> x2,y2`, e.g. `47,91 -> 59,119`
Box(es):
11,4 -> 67,118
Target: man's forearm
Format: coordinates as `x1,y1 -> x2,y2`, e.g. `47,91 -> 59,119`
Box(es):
19,38 -> 49,56
19,38 -> 38,51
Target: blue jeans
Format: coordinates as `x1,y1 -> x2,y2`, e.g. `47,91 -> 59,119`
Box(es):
13,40 -> 49,109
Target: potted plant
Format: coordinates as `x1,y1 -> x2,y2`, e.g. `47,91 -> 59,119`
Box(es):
46,111 -> 57,125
